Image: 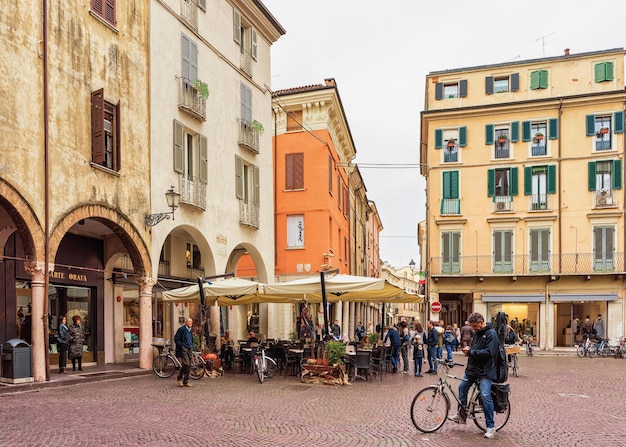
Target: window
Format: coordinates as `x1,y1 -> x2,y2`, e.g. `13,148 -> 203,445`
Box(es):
493,230 -> 513,273
286,110 -> 302,132
287,215 -> 305,247
530,70 -> 549,90
238,83 -> 259,153
441,232 -> 460,273
328,156 -> 333,194
530,122 -> 547,156
435,80 -> 467,100
435,127 -> 466,163
588,160 -> 622,206
91,89 -> 120,171
186,242 -> 202,270
486,122 -> 518,159
594,62 -> 614,83
441,171 -> 460,215
285,153 -> 304,190
485,73 -> 519,94
235,155 -> 260,228
173,120 -> 208,207
181,0 -> 198,28
91,0 -> 116,27
586,114 -> 613,151
529,228 -> 550,272
593,226 -> 615,271
488,167 -> 518,211
524,165 -> 556,210
494,127 -> 510,159
233,8 -> 257,73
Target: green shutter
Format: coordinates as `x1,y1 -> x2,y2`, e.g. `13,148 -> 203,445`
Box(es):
586,115 -> 596,136
511,73 -> 519,91
530,71 -> 540,90
443,171 -> 459,199
588,162 -> 596,191
435,83 -> 443,100
511,121 -> 519,142
547,165 -> 556,194
485,76 -> 494,95
614,111 -> 624,134
486,124 -> 494,145
548,118 -> 558,140
522,121 -> 531,142
606,62 -> 614,81
524,167 -> 532,195
539,70 -> 549,88
511,168 -> 518,196
459,80 -> 468,98
199,134 -> 208,183
459,126 -> 467,147
487,169 -> 495,197
173,120 -> 184,174
613,160 -> 622,190
594,62 -> 605,82
435,129 -> 443,149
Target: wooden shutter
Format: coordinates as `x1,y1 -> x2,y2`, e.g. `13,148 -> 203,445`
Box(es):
173,120 -> 184,173
510,73 -> 520,91
328,155 -> 333,193
434,129 -> 443,149
522,121 -> 531,142
613,160 -> 622,190
524,167 -> 532,195
487,169 -> 495,197
92,0 -> 104,16
586,115 -> 596,136
548,118 -> 558,140
114,100 -> 120,170
511,168 -> 518,196
606,62 -> 614,81
181,34 -> 190,80
91,89 -> 105,165
485,76 -> 494,95
614,111 -> 624,133
197,0 -> 206,11
286,153 -> 304,190
530,71 -> 540,90
459,126 -> 467,147
235,156 -> 243,199
104,0 -> 115,25
240,83 -> 251,122
253,165 -> 260,205
511,121 -> 519,142
539,70 -> 548,88
547,165 -> 556,194
435,82 -> 443,100
587,162 -> 596,191
251,28 -> 258,60
233,8 -> 241,44
189,40 -> 198,82
199,134 -> 208,183
459,80 -> 468,98
443,171 -> 459,199
485,124 -> 494,145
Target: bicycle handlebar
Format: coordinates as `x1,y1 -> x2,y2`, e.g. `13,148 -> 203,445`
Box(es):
437,359 -> 465,367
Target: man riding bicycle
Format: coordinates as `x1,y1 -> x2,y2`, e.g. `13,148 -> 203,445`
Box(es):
449,312 -> 499,439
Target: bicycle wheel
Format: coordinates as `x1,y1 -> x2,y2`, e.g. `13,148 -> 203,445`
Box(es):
189,353 -> 206,380
471,389 -> 510,432
576,345 -> 586,358
265,357 -> 277,379
153,354 -> 176,378
256,357 -> 264,383
410,386 -> 450,433
588,344 -> 599,358
511,355 -> 519,377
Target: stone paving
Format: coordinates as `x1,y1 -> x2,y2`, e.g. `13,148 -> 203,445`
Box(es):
0,353 -> 625,446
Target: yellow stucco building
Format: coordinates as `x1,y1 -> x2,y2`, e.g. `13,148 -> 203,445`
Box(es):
420,48 -> 626,350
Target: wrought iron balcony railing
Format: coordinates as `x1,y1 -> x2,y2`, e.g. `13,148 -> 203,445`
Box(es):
429,252 -> 625,277
238,120 -> 260,154
180,174 -> 207,210
239,200 -> 260,229
178,77 -> 206,122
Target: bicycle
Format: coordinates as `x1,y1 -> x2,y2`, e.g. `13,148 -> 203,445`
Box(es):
508,351 -> 519,377
576,334 -> 596,358
253,344 -> 277,383
589,337 -> 609,358
152,341 -> 206,380
410,359 -> 511,434
523,335 -> 534,357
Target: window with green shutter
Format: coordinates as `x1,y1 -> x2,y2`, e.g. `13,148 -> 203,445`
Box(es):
594,62 -> 614,82
614,111 -> 624,134
530,70 -> 549,89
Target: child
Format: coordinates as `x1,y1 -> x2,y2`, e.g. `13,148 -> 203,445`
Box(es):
413,334 -> 424,377
443,325 -> 456,362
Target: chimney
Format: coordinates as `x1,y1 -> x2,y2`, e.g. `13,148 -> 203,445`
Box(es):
324,78 -> 336,86
564,48 -> 570,56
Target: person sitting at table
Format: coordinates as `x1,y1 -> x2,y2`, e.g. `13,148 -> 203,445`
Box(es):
220,330 -> 234,368
247,331 -> 259,344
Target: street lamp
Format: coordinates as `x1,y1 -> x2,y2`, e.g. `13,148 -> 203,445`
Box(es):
145,186 -> 181,226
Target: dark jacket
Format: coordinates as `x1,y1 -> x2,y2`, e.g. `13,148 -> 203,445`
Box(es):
68,324 -> 85,359
384,327 -> 401,347
465,322 -> 499,380
425,327 -> 438,347
174,325 -> 193,356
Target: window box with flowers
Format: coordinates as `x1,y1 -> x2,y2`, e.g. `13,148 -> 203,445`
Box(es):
533,132 -> 544,142
497,134 -> 508,144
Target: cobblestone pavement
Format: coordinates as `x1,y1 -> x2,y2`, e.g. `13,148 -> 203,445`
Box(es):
0,354 -> 624,446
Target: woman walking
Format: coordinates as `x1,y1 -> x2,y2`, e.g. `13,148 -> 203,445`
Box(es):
57,316 -> 69,374
68,315 -> 85,371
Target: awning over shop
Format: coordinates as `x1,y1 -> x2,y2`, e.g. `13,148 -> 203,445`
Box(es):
550,293 -> 618,302
482,294 -> 545,302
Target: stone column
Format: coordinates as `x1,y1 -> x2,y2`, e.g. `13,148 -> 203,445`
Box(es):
24,261 -> 51,382
137,277 -> 155,369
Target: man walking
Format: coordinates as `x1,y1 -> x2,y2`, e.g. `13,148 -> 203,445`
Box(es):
383,324 -> 402,373
425,320 -> 439,374
174,317 -> 194,387
449,312 -> 499,439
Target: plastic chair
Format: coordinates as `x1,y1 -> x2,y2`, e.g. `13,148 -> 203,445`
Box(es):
352,351 -> 372,382
369,346 -> 385,381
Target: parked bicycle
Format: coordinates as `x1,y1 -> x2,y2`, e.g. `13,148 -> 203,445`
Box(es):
152,340 -> 206,380
576,334 -> 596,358
254,344 -> 277,383
523,335 -> 534,357
410,359 -> 511,434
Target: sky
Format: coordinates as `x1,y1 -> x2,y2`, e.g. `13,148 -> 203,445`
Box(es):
262,0 -> 626,269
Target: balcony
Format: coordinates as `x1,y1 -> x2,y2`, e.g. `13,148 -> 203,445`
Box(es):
238,120 -> 260,154
530,193 -> 551,211
178,77 -> 206,122
429,252 -> 625,277
180,174 -> 207,210
180,0 -> 198,29
440,198 -> 460,215
239,200 -> 259,229
595,190 -> 615,208
240,50 -> 252,76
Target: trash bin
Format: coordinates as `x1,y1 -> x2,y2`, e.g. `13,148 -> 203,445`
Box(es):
1,338 -> 33,384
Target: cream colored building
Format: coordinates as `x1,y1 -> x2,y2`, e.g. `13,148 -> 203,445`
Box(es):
420,48 -> 626,350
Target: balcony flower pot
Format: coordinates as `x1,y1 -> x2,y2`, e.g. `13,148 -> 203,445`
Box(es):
447,139 -> 456,148
249,120 -> 265,135
534,133 -> 544,141
497,134 -> 508,143
599,127 -> 609,134
193,79 -> 209,99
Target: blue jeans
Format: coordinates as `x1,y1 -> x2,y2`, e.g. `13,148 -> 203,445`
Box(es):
427,346 -> 438,372
390,346 -> 401,369
414,356 -> 423,374
458,375 -> 494,429
445,344 -> 454,361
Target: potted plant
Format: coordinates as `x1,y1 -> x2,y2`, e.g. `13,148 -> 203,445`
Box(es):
599,127 -> 609,134
325,341 -> 346,366
249,120 -> 265,135
534,132 -> 544,141
368,333 -> 380,345
193,79 -> 209,99
497,134 -> 508,143
447,139 -> 456,148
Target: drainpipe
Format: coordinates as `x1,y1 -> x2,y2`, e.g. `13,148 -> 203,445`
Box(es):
273,104 -> 277,278
557,98 -> 563,273
42,0 -> 51,381
622,97 -> 626,340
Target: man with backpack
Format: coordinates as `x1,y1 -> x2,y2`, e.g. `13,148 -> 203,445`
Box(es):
448,312 -> 500,439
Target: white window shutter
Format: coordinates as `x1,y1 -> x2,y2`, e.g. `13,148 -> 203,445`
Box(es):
251,28 -> 258,60
233,9 -> 241,45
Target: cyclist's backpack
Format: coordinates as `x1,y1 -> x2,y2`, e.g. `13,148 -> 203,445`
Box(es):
493,311 -> 508,384
491,383 -> 510,413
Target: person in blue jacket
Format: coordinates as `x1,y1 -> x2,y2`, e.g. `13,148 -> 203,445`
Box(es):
174,317 -> 194,387
448,312 -> 499,439
383,324 -> 401,373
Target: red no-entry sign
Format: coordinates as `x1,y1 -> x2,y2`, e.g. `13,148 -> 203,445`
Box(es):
431,301 -> 442,313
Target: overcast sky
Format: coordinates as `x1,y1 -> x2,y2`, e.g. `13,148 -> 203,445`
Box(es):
262,0 -> 626,269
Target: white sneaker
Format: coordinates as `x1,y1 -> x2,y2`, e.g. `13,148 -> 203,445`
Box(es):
484,428 -> 496,439
448,413 -> 460,422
